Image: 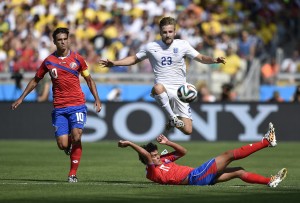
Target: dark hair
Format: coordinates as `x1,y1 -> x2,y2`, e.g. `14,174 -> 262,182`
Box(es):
52,27 -> 69,41
222,83 -> 233,91
159,17 -> 176,29
138,142 -> 157,165
220,83 -> 234,101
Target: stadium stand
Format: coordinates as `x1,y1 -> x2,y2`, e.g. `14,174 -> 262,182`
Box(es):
0,0 -> 299,102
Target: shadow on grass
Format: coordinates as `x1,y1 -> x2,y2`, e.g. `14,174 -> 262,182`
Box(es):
0,178 -> 64,182
0,178 -> 152,186
87,179 -> 152,184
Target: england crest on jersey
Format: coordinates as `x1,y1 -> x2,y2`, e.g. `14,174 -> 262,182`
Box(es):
173,48 -> 178,53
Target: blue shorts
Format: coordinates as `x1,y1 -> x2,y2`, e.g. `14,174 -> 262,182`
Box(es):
52,105 -> 87,137
188,158 -> 217,186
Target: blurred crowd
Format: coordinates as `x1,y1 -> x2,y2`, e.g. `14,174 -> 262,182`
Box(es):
0,0 -> 300,101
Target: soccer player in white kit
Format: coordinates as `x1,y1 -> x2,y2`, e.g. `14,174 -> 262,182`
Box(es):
99,17 -> 226,135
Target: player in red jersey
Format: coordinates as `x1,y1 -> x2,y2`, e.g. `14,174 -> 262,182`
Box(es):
11,27 -> 102,183
118,123 -> 287,187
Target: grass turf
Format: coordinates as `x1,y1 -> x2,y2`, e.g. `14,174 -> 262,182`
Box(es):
0,140 -> 299,203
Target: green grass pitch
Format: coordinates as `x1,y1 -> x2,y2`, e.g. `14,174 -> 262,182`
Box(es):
0,140 -> 299,203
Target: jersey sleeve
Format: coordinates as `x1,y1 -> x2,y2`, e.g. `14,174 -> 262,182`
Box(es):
160,151 -> 182,162
35,59 -> 48,79
136,44 -> 148,60
76,54 -> 90,77
183,40 -> 199,59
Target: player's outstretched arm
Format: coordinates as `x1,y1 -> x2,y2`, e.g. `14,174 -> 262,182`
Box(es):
156,134 -> 187,156
11,76 -> 41,110
98,55 -> 140,68
118,140 -> 153,164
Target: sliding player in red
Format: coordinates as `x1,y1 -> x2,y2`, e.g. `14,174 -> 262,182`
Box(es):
11,27 -> 102,183
118,123 -> 287,187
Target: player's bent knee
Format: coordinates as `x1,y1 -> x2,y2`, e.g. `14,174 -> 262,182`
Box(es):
56,136 -> 69,150
152,83 -> 165,94
222,151 -> 235,160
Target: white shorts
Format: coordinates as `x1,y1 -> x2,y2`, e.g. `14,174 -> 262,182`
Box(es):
163,84 -> 192,120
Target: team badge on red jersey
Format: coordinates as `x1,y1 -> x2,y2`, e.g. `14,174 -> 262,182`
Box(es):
70,62 -> 77,69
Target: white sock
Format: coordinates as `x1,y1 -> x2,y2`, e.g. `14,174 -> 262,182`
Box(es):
154,92 -> 175,117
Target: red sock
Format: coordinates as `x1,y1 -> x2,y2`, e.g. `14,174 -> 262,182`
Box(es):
241,172 -> 270,185
69,142 -> 82,176
232,139 -> 269,160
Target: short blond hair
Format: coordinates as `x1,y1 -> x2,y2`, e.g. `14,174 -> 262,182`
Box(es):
159,17 -> 176,29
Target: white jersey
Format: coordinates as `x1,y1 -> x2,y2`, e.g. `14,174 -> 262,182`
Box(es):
136,39 -> 199,86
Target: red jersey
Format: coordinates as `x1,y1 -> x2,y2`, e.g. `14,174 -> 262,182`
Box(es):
36,51 -> 88,108
146,152 -> 194,185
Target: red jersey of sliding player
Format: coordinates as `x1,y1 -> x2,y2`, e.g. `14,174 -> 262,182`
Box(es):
146,152 -> 194,184
36,51 -> 88,108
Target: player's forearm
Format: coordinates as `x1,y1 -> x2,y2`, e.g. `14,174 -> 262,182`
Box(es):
128,142 -> 152,162
113,55 -> 139,66
195,54 -> 217,64
19,77 -> 39,100
87,78 -> 101,102
165,140 -> 187,156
